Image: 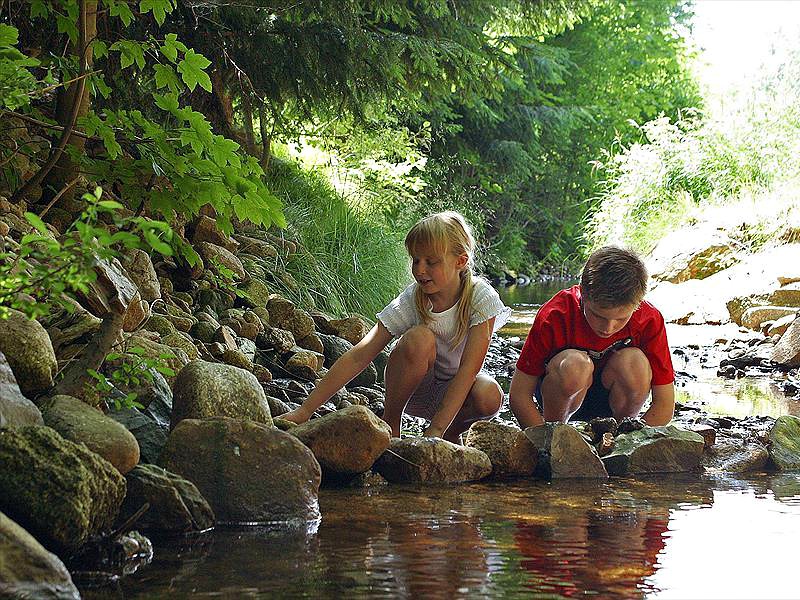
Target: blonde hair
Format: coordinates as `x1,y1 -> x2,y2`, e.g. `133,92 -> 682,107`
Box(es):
405,211 -> 476,349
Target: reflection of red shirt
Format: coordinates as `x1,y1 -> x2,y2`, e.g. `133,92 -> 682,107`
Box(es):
516,286 -> 674,385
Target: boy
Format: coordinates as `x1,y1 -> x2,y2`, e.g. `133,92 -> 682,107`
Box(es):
509,246 -> 674,427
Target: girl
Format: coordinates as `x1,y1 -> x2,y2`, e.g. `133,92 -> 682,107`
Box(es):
282,211 -> 511,443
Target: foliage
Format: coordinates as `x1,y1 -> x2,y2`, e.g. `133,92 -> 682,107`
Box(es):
89,345 -> 175,411
266,157 -> 408,317
0,24 -> 42,110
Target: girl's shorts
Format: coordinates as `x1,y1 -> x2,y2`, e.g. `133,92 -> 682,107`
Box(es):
405,368 -> 451,421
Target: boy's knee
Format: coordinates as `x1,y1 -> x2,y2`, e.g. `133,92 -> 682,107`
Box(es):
549,349 -> 594,389
603,348 -> 651,390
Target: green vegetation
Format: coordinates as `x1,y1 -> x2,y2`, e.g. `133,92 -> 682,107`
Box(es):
585,39 -> 800,256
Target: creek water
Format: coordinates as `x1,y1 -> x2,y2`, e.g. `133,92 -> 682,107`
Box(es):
105,282 -> 800,599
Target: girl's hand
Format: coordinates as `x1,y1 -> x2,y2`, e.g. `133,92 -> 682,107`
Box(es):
281,407 -> 312,425
423,424 -> 444,438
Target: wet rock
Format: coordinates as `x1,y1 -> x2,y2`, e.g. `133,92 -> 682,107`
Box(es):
702,431 -> 769,473
464,420 -> 537,478
41,395 -> 140,475
525,423 -> 608,479
768,415 -> 800,470
597,432 -> 615,457
771,317 -> 800,367
688,424 -> 717,448
290,405 -> 391,476
0,350 -> 43,429
119,464 -> 215,533
0,426 -> 126,555
171,360 -> 272,430
373,437 -> 492,484
285,350 -> 323,380
0,511 -> 80,600
266,395 -> 294,418
602,425 -> 705,476
617,417 -> 646,434
257,327 -> 296,353
159,416 -> 321,524
588,417 -> 618,443
318,333 -> 377,388
0,309 -> 58,399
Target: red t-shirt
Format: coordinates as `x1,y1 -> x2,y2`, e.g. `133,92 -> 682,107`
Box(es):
516,285 -> 674,385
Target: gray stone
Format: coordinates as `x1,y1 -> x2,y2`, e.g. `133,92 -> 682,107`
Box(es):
121,248 -> 161,302
290,405 -> 391,476
108,407 -> 169,464
0,350 -> 43,429
768,415 -> 800,470
373,437 -> 492,483
41,395 -> 140,474
525,423 -> 608,479
0,426 -> 126,554
464,420 -> 537,478
602,425 -> 704,476
0,511 -> 80,600
0,309 -> 58,399
159,417 -> 320,524
702,432 -> 769,473
771,317 -> 800,367
171,360 -> 272,429
119,464 -> 214,533
197,241 -> 245,280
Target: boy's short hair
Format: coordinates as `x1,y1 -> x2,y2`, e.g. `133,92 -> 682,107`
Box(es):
580,246 -> 648,307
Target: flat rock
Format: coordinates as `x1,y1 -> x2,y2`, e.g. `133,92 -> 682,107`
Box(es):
373,437 -> 492,483
602,425 -> 704,476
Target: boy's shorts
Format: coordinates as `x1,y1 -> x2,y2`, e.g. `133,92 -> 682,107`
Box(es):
534,369 -> 613,422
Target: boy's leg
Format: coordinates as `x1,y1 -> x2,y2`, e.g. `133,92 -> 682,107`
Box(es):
540,349 -> 595,422
442,373 -> 503,443
383,325 -> 436,437
601,347 -> 652,419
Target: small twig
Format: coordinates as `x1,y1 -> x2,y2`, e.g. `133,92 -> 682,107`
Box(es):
39,176 -> 81,218
383,447 -> 423,469
109,502 -> 150,538
33,69 -> 102,97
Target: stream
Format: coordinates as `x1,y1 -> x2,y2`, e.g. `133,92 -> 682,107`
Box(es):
95,282 -> 800,599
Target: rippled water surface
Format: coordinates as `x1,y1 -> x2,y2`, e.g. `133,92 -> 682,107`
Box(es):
117,474 -> 800,599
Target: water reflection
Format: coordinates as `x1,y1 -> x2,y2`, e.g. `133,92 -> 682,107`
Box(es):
117,475 -> 800,599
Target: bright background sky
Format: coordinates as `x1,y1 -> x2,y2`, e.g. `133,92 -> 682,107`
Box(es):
690,0 -> 800,97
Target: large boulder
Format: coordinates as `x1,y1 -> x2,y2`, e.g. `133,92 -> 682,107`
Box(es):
771,317 -> 800,367
768,415 -> 800,470
525,423 -> 608,479
464,420 -> 537,478
171,360 -> 272,430
0,426 -> 126,554
0,350 -> 43,429
107,406 -> 168,464
41,395 -> 140,474
290,405 -> 391,477
0,309 -> 58,398
702,431 -> 769,473
121,248 -> 161,302
646,226 -> 738,283
159,417 -> 320,524
602,425 -> 704,476
373,437 -> 492,483
0,511 -> 80,600
119,464 -> 215,534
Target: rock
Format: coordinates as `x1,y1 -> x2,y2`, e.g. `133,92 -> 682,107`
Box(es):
76,257 -> 138,321
119,464 -> 214,533
0,309 -> 58,399
688,424 -> 717,448
0,426 -> 126,554
297,332 -> 325,354
598,432 -> 615,456
525,424 -> 608,479
121,248 -> 161,302
768,415 -> 800,470
107,406 -> 169,464
319,333 -> 352,366
159,417 -> 321,524
290,405 -> 391,477
123,293 -> 150,332
171,360 -> 272,430
285,350 -> 323,380
602,425 -> 705,476
464,420 -> 537,478
769,282 -> 800,307
160,332 -> 200,361
329,316 -> 370,346
588,417 -> 618,443
275,309 -> 316,341
232,234 -> 277,258
373,437 -> 492,483
741,306 -> 797,330
0,351 -> 43,429
126,333 -> 191,386
266,295 -> 295,324
0,511 -> 80,600
192,215 -> 238,253
646,226 -> 738,283
767,313 -> 796,337
702,432 -> 769,473
144,314 -> 178,337
41,395 -> 141,474
197,241 -> 245,280
43,304 -> 102,362
771,317 -> 800,367
257,327 -> 296,353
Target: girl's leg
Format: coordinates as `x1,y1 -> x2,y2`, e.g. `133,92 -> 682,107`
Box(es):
383,325 -> 436,437
442,373 -> 503,443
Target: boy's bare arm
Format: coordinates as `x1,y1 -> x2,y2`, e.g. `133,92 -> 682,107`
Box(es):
642,383 -> 675,426
509,369 -> 545,428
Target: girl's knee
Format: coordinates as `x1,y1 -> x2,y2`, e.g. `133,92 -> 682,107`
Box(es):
397,325 -> 436,354
470,376 -> 503,417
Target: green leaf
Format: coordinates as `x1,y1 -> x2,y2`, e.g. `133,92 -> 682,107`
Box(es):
139,0 -> 173,25
154,63 -> 180,93
111,40 -> 145,70
29,0 -> 49,19
177,49 -> 212,92
98,200 -> 124,210
24,212 -> 48,234
108,0 -> 134,26
128,346 -> 147,356
153,92 -> 179,113
0,24 -> 19,47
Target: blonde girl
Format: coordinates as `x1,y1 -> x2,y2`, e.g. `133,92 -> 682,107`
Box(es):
283,211 -> 511,443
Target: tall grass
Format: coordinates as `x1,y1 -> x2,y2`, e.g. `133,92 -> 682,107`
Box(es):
265,157 -> 410,318
584,46 -> 800,256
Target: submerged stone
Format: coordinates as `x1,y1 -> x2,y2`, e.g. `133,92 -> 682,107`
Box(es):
373,437 -> 492,484
602,425 -> 704,476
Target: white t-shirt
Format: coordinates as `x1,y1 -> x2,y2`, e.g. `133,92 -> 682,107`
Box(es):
376,277 -> 511,379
